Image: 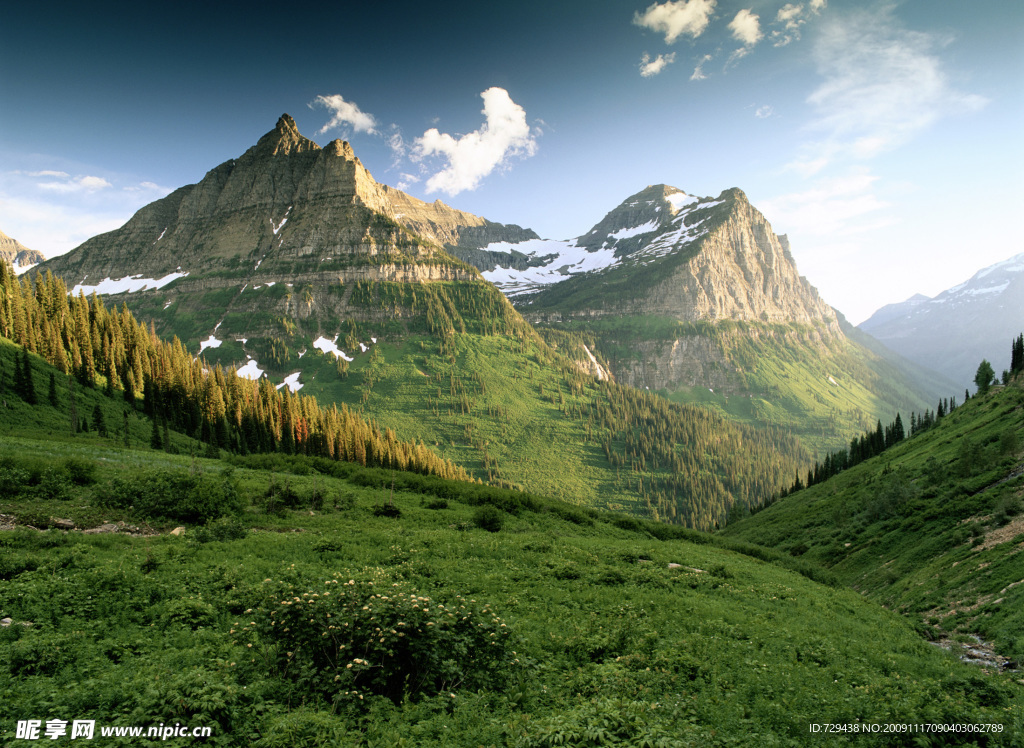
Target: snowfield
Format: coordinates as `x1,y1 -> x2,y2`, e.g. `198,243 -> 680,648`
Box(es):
71,272 -> 188,296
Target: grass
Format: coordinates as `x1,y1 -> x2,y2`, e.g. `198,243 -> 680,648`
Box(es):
1,437 -> 1022,746
722,378 -> 1024,664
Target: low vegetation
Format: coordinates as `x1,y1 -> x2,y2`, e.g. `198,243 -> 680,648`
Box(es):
2,438 -> 1022,746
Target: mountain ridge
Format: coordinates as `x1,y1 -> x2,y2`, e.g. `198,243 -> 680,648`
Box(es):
860,252 -> 1024,388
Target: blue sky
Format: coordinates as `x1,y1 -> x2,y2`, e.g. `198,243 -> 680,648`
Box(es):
2,0 -> 1021,323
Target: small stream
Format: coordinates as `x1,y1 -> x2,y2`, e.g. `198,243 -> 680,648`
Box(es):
931,634 -> 1019,672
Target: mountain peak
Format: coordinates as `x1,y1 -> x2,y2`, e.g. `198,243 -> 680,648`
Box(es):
253,113 -> 319,157
276,113 -> 299,134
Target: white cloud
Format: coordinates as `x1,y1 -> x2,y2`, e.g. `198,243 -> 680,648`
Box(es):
691,53 -> 714,80
790,4 -> 987,174
770,0 -> 826,46
728,9 -> 762,47
761,169 -> 891,237
412,87 -> 538,196
21,170 -> 70,178
755,105 -> 774,119
633,0 -> 716,44
312,94 -> 378,135
38,174 -> 113,193
396,173 -> 420,191
640,52 -> 676,77
124,181 -> 173,195
0,192 -> 129,259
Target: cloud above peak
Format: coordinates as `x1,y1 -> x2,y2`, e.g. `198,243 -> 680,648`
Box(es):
312,94 -> 378,135
634,0 -> 716,44
413,87 -> 538,196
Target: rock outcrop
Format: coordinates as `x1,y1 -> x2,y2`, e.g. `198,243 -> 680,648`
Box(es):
0,229 -> 45,273
33,115 -> 542,349
517,185 -> 840,332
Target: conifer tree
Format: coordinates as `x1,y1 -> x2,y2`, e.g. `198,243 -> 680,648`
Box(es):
48,372 -> 58,407
151,418 -> 163,450
92,404 -> 106,436
20,349 -> 36,404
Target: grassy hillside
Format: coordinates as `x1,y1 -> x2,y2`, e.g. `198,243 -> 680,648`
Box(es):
532,316 -> 951,460
2,436 -> 1022,746
722,377 -> 1024,665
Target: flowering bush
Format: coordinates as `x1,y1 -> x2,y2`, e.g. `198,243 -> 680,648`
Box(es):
237,570 -> 517,705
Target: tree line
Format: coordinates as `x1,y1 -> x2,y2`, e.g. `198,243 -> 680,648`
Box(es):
0,261 -> 470,481
779,332 -> 1024,498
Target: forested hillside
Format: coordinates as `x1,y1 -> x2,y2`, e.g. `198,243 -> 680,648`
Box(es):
3,259 -> 810,529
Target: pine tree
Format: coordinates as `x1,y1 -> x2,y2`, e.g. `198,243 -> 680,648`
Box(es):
48,373 -> 58,407
68,375 -> 78,434
150,418 -> 163,450
1012,333 -> 1024,375
13,350 -> 25,398
22,350 -> 36,405
92,404 -> 106,436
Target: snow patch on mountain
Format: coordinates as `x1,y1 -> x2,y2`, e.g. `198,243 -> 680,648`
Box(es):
313,335 -> 354,362
609,220 -> 659,240
481,239 -> 617,296
237,359 -> 265,380
276,371 -> 303,392
71,272 -> 188,296
199,335 -> 223,353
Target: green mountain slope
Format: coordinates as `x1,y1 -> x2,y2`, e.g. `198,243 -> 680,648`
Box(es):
722,375 -> 1024,664
503,186 -> 953,458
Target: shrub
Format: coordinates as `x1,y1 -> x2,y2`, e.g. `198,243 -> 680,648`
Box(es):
424,498 -> 448,510
473,505 -> 504,532
242,572 -> 517,705
36,467 -> 72,501
0,466 -> 31,498
372,503 -> 402,518
192,516 -> 249,543
62,457 -> 97,486
96,469 -> 241,524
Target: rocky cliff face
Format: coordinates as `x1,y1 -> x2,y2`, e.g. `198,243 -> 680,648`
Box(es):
0,230 -> 45,273
515,185 -> 840,332
42,116 -> 458,284
35,115 -> 537,345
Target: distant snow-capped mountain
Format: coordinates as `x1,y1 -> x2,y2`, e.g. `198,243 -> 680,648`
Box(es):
859,253 -> 1024,388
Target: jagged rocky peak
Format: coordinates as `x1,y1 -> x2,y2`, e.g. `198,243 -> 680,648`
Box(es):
35,114 -> 534,290
253,113 -> 318,156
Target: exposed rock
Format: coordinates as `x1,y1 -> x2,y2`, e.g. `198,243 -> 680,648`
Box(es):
52,518 -> 75,530
37,114 -> 527,293
0,229 -> 45,272
83,523 -> 121,535
169,526 -> 186,536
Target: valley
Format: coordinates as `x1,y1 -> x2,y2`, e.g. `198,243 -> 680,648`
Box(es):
2,114 -> 1021,746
